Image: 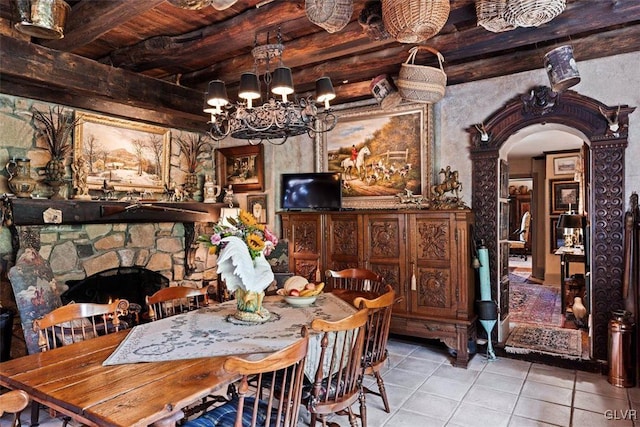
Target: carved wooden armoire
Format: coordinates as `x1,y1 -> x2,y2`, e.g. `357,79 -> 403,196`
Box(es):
279,209 -> 476,367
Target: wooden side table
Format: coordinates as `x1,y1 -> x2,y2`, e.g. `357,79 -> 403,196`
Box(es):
554,247 -> 586,314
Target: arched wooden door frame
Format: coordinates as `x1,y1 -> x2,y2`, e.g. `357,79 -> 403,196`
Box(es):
469,86 -> 635,361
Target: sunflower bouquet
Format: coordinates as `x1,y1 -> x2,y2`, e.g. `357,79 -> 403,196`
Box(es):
198,210 -> 278,260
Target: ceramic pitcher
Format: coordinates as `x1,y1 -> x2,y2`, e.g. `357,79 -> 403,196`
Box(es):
5,157 -> 36,197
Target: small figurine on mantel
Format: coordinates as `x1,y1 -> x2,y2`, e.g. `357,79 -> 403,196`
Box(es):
430,166 -> 469,210
71,155 -> 92,200
223,185 -> 235,208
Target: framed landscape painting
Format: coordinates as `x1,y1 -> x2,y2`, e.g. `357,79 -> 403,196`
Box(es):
550,179 -> 580,214
317,103 -> 433,209
74,113 -> 170,192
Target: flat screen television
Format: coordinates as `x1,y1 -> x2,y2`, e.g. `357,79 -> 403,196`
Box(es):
281,172 -> 342,211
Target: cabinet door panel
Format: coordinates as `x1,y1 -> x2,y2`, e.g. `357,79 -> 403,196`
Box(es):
364,214 -> 408,314
284,213 -> 322,281
326,214 -> 360,270
411,214 -> 457,317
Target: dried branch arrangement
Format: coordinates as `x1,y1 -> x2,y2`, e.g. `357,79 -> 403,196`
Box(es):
175,133 -> 211,173
31,105 -> 81,159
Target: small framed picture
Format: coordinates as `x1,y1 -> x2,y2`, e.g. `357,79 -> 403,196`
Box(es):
550,179 -> 580,214
246,194 -> 267,223
550,217 -> 564,253
216,145 -> 264,193
553,155 -> 579,176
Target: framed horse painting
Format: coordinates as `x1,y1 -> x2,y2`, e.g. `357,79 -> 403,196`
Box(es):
317,103 -> 433,209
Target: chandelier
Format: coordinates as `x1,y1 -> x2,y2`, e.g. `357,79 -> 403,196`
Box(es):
203,29 -> 338,145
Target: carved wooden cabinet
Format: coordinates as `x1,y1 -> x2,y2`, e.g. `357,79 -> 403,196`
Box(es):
279,209 -> 476,367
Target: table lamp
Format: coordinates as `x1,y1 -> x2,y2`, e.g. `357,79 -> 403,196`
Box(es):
557,212 -> 584,247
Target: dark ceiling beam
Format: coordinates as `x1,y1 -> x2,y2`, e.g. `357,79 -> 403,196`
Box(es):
0,35 -> 207,130
102,1 -> 308,72
330,25 -> 640,105
40,0 -> 166,51
179,0 -> 640,93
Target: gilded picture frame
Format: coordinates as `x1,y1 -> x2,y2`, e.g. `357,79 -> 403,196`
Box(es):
74,112 -> 170,192
317,103 -> 433,209
553,155 -> 579,176
216,145 -> 264,193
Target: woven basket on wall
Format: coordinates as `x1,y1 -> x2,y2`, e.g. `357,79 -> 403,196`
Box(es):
382,0 -> 450,43
396,46 -> 447,104
503,0 -> 566,28
305,0 -> 353,33
475,0 -> 515,33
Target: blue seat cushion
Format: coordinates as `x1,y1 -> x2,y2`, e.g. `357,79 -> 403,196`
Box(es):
183,397 -> 276,427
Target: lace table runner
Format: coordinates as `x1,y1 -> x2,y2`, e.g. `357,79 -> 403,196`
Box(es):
103,293 -> 356,367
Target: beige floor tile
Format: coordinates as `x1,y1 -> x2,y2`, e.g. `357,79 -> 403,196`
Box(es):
432,364 -> 481,385
526,363 -> 576,389
521,380 -> 574,406
573,407 -> 635,427
575,371 -> 629,399
475,370 -> 525,395
401,391 -> 459,421
383,409 -> 446,427
483,357 -> 531,379
396,355 -> 443,374
513,396 -> 571,426
573,389 -> 631,414
464,384 -> 519,413
408,344 -> 452,364
381,366 -> 431,390
418,375 -> 473,401
508,415 -> 557,426
448,402 -> 510,427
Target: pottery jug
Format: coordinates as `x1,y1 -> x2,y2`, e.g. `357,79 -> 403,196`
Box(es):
5,157 -> 36,197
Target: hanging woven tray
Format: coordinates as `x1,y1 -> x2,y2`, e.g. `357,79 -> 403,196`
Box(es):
503,0 -> 566,28
475,0 -> 516,33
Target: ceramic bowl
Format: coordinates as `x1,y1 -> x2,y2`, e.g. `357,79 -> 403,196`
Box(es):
283,295 -> 317,307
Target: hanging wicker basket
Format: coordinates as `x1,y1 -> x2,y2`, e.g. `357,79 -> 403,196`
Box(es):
305,0 -> 353,34
382,0 -> 450,43
475,0 -> 515,33
396,46 -> 447,104
503,0 -> 566,28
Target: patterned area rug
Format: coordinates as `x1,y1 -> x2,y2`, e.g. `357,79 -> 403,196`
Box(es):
505,325 -> 582,359
510,283 -> 563,326
509,267 -> 536,284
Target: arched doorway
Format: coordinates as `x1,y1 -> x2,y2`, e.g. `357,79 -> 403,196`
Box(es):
469,86 -> 635,361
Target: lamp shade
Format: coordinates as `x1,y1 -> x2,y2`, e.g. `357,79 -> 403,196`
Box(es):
315,77 -> 336,103
206,80 -> 229,108
271,67 -> 294,96
557,214 -> 584,229
238,73 -> 261,100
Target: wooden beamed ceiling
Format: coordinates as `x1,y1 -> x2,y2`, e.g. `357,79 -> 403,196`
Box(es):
0,0 -> 639,131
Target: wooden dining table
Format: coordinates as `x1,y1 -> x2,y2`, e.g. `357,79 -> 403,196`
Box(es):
0,291 -> 366,427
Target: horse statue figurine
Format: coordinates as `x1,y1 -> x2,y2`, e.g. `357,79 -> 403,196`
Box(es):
431,166 -> 462,201
340,146 -> 371,180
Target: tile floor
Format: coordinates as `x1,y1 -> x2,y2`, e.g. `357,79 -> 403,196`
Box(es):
3,336 -> 638,427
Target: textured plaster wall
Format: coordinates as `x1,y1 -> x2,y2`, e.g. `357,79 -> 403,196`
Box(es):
435,51 -> 640,207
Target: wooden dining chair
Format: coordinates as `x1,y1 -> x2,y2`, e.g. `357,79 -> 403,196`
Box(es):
305,308 -> 369,427
0,390 -> 29,427
146,285 -> 211,321
182,327 -> 310,427
30,299 -> 129,426
353,285 -> 396,422
325,268 -> 386,294
33,299 -> 130,351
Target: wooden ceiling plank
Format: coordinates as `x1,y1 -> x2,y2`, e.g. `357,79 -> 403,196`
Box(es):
176,0 -> 640,91
40,0 -> 166,52
104,1 -> 306,72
